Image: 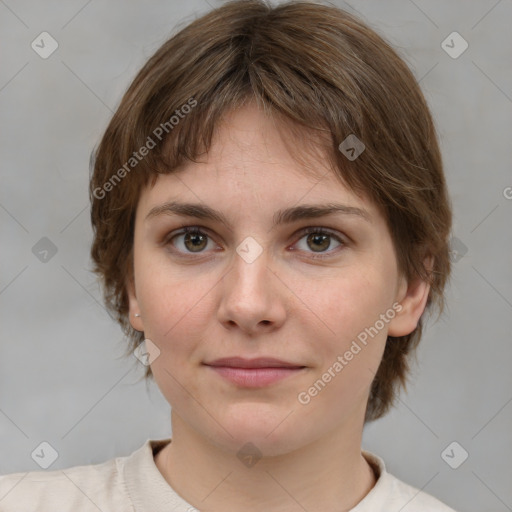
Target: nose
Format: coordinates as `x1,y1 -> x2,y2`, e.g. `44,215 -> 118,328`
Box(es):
217,244 -> 287,334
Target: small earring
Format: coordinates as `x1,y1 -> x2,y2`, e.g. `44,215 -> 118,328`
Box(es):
134,313 -> 141,317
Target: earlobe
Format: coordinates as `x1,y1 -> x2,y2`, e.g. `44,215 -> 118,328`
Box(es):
387,259 -> 432,337
126,274 -> 144,332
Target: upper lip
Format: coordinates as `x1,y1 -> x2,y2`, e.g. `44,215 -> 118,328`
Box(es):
204,357 -> 306,369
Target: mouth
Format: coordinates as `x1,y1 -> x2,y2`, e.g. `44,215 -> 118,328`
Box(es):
203,357 -> 307,387
204,356 -> 306,369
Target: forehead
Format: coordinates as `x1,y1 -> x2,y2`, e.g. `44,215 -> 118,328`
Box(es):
200,103 -> 332,181
138,103 -> 379,221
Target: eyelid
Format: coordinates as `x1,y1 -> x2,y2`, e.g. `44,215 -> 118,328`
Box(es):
296,226 -> 346,243
162,225 -> 215,248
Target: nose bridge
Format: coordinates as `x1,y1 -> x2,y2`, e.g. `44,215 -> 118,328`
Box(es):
218,235 -> 285,330
229,235 -> 272,297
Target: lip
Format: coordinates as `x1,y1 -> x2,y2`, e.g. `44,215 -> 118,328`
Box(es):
205,366 -> 306,387
203,357 -> 307,388
204,357 -> 305,369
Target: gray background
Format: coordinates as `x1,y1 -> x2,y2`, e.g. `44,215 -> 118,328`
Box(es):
1,0 -> 511,510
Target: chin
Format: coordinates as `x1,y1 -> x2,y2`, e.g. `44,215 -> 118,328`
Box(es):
207,410 -> 314,456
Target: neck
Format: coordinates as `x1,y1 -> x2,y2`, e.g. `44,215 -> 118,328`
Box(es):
155,410 -> 376,512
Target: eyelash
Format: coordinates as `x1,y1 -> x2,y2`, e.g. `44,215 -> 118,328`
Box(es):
164,225 -> 346,260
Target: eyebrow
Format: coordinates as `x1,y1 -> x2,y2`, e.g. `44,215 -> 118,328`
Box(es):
145,201 -> 371,227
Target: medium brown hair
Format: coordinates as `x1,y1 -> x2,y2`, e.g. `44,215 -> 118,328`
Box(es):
89,0 -> 452,422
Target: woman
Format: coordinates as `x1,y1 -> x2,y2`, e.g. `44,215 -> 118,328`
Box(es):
0,1 -> 456,510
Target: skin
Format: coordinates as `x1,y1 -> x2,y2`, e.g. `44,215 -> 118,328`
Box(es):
126,102 -> 430,512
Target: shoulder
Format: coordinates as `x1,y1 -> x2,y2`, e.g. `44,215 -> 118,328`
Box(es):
384,473 -> 458,511
0,451 -> 130,511
359,451 -> 458,511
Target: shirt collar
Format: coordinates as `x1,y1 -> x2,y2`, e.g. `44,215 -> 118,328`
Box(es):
123,439 -> 392,511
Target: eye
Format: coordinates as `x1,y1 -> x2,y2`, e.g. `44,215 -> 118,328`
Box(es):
293,227 -> 344,259
165,226 -> 216,255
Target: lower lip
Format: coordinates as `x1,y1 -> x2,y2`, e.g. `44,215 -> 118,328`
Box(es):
206,365 -> 305,387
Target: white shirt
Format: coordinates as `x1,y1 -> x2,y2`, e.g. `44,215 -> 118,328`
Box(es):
0,438 -> 457,511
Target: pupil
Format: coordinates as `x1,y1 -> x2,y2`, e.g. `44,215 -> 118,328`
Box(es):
309,233 -> 329,252
186,233 -> 206,252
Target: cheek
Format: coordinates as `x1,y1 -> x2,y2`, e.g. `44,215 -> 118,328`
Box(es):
135,241 -> 212,327
298,308 -> 388,419
138,268 -> 211,407
313,265 -> 394,340
303,266 -> 394,390
134,261 -> 195,357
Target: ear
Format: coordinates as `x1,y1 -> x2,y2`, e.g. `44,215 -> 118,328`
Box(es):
387,257 -> 433,337
126,269 -> 144,332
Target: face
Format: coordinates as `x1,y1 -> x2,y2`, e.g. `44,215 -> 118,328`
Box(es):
127,103 -> 429,456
